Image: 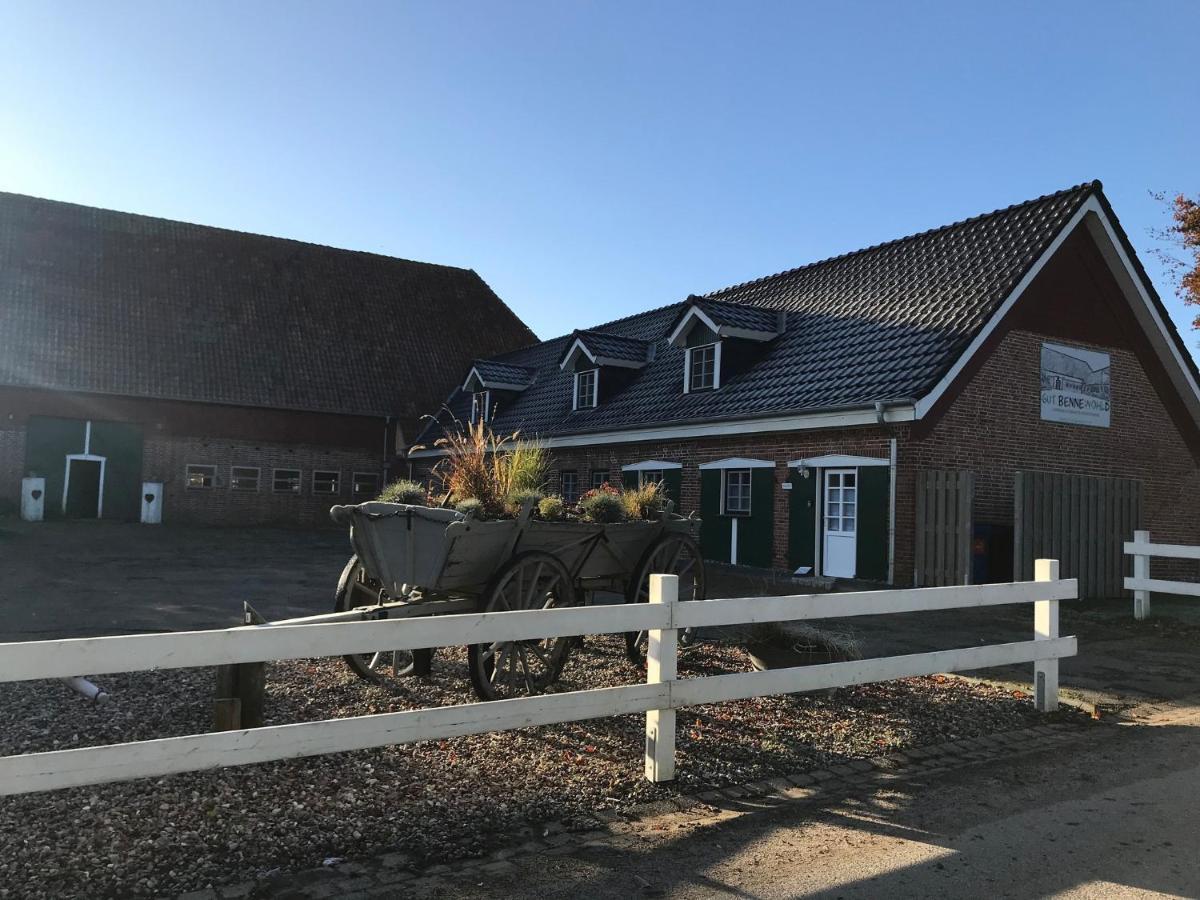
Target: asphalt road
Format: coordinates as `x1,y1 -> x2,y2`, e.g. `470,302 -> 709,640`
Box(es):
0,520 -> 348,639
439,701 -> 1200,899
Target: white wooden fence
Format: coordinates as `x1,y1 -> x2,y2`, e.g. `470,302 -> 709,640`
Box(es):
0,560 -> 1076,797
1124,530 -> 1200,620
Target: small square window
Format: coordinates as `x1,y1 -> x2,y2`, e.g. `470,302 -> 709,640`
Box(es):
723,469 -> 751,516
590,469 -> 609,489
471,390 -> 491,424
640,469 -> 664,487
560,470 -> 580,505
273,468 -> 302,494
574,369 -> 598,410
313,470 -> 341,495
688,344 -> 717,392
353,472 -> 381,496
186,464 -> 216,490
231,466 -> 260,492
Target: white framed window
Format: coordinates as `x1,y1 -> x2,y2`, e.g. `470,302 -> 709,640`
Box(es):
312,470 -> 341,495
573,368 -> 598,410
560,470 -> 580,504
230,466 -> 260,492
639,469 -> 665,487
470,390 -> 491,424
186,464 -> 216,490
273,468 -> 302,494
590,469 -> 609,489
353,472 -> 381,496
684,342 -> 720,393
722,469 -> 752,516
824,470 -> 857,534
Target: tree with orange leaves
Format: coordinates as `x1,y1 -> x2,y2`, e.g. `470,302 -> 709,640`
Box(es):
1153,192 -> 1200,329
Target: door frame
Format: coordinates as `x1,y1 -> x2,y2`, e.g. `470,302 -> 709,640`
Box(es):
791,455 -> 890,580
821,467 -> 858,578
62,454 -> 107,518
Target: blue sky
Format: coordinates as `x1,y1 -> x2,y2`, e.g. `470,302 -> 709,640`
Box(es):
1,2 -> 1196,351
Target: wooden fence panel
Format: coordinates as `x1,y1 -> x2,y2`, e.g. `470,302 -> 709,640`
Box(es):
915,469 -> 974,586
1013,471 -> 1141,599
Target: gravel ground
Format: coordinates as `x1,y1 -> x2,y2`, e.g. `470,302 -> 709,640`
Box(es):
0,637 -> 1080,898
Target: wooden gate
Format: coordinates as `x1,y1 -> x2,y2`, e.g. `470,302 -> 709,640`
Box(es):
1013,471 -> 1141,599
915,469 -> 974,586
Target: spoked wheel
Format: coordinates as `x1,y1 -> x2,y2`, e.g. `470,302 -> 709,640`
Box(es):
624,533 -> 706,668
468,551 -> 579,701
334,554 -> 417,681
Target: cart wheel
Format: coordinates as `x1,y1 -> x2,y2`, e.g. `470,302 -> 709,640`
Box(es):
468,551 -> 578,701
624,533 -> 705,668
334,554 -> 420,681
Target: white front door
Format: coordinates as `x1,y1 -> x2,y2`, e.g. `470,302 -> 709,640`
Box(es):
823,469 -> 857,578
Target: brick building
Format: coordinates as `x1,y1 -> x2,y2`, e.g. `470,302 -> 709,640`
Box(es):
0,192 -> 534,525
411,182 -> 1200,595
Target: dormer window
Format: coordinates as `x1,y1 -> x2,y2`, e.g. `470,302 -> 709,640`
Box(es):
687,343 -> 719,393
574,368 -> 598,410
470,390 -> 491,423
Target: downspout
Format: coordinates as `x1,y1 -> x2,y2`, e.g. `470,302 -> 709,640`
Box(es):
888,436 -> 897,585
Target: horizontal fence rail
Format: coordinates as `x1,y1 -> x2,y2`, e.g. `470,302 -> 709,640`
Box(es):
0,563 -> 1077,797
1124,530 -> 1200,619
0,580 -> 1076,684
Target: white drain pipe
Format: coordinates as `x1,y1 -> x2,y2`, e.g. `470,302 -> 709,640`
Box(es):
61,676 -> 110,705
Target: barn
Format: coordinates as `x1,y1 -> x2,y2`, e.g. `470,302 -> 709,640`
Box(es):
411,181 -> 1200,596
0,191 -> 534,525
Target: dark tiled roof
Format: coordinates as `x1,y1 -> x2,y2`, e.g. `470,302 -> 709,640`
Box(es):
569,329 -> 652,364
0,192 -> 536,431
413,181 -> 1111,446
470,359 -> 535,388
684,296 -> 782,335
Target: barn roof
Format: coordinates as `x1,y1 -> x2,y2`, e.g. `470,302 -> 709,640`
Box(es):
0,192 -> 535,430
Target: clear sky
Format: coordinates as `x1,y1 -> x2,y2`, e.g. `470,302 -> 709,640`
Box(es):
1,2 -> 1196,352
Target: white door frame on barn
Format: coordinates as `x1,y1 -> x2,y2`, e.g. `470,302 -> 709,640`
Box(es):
59,420 -> 106,518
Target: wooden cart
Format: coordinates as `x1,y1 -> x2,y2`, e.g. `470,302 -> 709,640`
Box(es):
328,501 -> 705,701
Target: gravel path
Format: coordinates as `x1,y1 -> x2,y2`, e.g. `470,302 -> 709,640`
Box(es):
0,637 -> 1080,898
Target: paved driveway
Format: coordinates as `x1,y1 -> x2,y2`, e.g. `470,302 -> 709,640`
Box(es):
0,519 -> 350,640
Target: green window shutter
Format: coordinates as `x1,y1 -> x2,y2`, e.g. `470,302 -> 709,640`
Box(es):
736,467 -> 775,568
855,466 -> 891,582
622,470 -> 638,491
788,469 -> 818,571
663,469 -> 683,511
699,470 -> 731,563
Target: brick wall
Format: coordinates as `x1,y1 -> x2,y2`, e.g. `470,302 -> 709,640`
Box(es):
144,435 -> 383,527
421,428 -> 895,571
0,387 -> 387,525
899,329 -> 1200,583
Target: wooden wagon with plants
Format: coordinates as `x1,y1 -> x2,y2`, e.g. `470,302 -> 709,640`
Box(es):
328,422 -> 705,702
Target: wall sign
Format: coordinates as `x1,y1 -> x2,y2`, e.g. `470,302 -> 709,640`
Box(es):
1040,341 -> 1111,428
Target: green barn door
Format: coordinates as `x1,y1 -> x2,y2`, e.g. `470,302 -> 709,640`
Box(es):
854,466 -> 891,582
699,470 -> 732,563
788,469 -> 818,572
90,421 -> 144,521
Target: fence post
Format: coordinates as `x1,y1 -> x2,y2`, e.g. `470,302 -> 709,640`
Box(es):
644,573 -> 678,783
1033,558 -> 1060,713
1132,529 -> 1150,621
